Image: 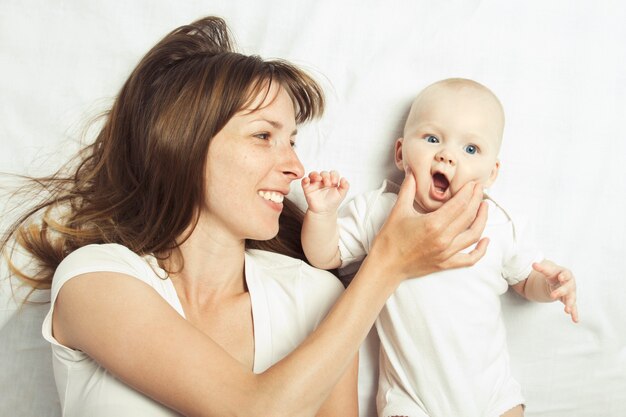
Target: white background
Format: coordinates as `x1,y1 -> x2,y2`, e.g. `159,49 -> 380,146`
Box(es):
1,1 -> 625,416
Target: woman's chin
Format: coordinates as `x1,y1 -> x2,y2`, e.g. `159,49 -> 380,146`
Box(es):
247,227 -> 279,242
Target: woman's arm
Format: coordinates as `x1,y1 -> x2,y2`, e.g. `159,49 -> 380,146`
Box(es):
315,355 -> 359,417
54,172 -> 488,417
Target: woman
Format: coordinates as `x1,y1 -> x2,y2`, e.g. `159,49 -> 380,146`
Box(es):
3,16 -> 488,417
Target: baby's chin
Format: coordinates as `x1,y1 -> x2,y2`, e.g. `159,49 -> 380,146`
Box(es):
412,194 -> 447,214
413,186 -> 490,213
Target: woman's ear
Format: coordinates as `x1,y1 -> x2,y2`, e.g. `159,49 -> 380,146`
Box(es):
485,159 -> 500,188
394,138 -> 404,171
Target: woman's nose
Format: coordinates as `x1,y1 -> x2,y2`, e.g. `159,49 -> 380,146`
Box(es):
280,146 -> 304,180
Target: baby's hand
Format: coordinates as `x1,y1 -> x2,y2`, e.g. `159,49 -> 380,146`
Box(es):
532,260 -> 579,323
301,170 -> 349,215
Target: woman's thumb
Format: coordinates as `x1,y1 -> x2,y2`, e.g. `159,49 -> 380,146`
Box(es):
396,166 -> 417,211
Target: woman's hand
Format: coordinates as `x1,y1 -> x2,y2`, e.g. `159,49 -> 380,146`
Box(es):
369,168 -> 489,283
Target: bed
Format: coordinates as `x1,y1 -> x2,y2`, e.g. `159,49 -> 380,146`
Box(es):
1,1 -> 624,416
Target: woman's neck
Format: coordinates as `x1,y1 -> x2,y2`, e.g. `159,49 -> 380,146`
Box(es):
166,217 -> 247,306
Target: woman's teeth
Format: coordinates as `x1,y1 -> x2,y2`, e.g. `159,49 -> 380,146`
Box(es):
258,190 -> 284,203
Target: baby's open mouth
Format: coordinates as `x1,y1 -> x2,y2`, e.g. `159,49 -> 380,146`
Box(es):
432,172 -> 449,193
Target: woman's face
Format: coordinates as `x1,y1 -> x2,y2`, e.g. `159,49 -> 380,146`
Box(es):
202,83 -> 304,242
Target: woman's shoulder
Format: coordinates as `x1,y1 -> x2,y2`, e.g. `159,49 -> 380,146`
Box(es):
52,243 -> 163,298
56,243 -> 150,277
62,242 -> 144,260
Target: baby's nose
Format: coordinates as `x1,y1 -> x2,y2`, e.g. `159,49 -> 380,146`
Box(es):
435,150 -> 456,165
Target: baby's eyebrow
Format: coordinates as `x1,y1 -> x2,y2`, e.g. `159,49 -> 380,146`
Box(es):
462,132 -> 492,143
412,122 -> 441,133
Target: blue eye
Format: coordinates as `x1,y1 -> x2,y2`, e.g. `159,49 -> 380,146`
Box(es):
425,135 -> 439,143
464,144 -> 478,154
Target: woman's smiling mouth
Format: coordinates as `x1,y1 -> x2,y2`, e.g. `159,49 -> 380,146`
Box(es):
257,190 -> 285,203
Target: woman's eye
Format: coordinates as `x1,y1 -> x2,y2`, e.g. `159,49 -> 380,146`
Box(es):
464,144 -> 478,154
290,140 -> 296,148
255,132 -> 270,140
425,135 -> 439,143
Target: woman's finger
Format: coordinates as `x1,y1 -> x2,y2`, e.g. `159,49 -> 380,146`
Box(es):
433,182 -> 485,240
443,237 -> 490,269
395,167 -> 418,214
440,200 -> 489,259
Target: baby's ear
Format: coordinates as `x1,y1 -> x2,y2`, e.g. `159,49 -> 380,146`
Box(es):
485,159 -> 500,188
394,138 -> 404,171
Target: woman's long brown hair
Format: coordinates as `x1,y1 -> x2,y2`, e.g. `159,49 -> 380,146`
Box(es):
2,16 -> 324,295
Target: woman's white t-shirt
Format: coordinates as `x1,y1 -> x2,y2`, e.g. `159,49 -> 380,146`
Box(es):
42,244 -> 344,417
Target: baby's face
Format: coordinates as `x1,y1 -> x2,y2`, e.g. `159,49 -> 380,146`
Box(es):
396,84 -> 503,213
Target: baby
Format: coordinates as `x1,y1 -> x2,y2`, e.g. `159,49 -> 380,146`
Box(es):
301,78 -> 578,417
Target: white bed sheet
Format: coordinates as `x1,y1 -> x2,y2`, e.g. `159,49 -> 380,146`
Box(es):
1,1 -> 625,416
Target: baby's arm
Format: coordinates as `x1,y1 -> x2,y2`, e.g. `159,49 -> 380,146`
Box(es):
511,259 -> 579,323
301,171 -> 349,270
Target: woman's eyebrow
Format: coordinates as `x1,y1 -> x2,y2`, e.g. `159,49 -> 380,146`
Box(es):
252,118 -> 298,136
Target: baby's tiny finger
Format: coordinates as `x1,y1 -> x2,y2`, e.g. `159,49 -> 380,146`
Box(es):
565,303 -> 578,322
571,305 -> 580,323
560,280 -> 576,297
551,286 -> 568,300
309,171 -> 321,182
319,171 -> 330,186
339,177 -> 349,189
558,270 -> 572,282
532,262 -> 545,273
534,261 -> 563,278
